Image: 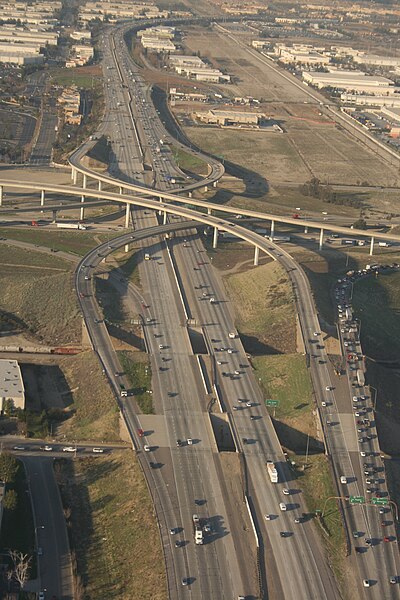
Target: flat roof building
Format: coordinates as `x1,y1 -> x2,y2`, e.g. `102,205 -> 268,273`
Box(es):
303,70 -> 397,94
0,360 -> 25,412
341,93 -> 400,108
195,109 -> 264,126
381,106 -> 400,123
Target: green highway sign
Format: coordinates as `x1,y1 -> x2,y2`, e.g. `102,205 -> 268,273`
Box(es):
266,400 -> 279,407
350,496 -> 365,505
371,497 -> 388,506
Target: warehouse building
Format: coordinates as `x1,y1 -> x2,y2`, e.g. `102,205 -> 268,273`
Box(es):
353,54 -> 400,68
341,93 -> 400,108
195,109 -> 264,126
169,55 -> 205,69
381,106 -> 400,123
0,360 -> 25,412
303,70 -> 397,95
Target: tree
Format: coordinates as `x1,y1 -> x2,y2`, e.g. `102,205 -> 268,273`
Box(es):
3,489 -> 17,511
9,550 -> 31,589
0,452 -> 18,483
352,218 -> 367,230
3,398 -> 14,416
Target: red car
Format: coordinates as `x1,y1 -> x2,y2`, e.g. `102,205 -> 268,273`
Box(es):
137,428 -> 144,438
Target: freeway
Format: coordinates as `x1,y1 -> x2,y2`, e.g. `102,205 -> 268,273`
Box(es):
75,223 -> 251,599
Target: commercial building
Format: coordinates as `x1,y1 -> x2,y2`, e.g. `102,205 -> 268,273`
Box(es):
278,45 -> 330,66
0,359 -> 25,412
303,70 -> 397,95
0,27 -> 58,46
79,2 -> 168,24
195,109 -> 264,126
381,106 -> 400,123
169,55 -> 205,69
0,52 -> 44,65
141,37 -> 176,52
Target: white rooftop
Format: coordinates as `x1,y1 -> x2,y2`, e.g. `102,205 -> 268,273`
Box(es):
0,360 -> 24,397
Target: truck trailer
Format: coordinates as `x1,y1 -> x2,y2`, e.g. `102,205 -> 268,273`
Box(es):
56,223 -> 87,230
266,461 -> 278,483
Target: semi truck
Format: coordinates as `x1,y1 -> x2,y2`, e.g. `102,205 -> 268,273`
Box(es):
266,461 -> 278,483
192,514 -> 204,545
56,223 -> 87,230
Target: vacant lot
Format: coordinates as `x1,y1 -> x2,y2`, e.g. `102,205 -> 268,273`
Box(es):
57,351 -> 120,442
223,259 -> 296,354
0,244 -> 80,344
56,452 -> 166,600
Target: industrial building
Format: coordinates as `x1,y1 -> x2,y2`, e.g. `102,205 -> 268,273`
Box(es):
353,54 -> 400,68
0,359 -> 25,412
341,93 -> 400,108
195,109 -> 264,126
0,27 -> 58,46
278,45 -> 330,66
79,2 -> 169,24
303,70 -> 397,95
141,37 -> 176,52
381,106 -> 400,123
169,55 -> 205,69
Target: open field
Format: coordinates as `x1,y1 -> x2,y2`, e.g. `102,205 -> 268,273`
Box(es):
57,351 -> 120,442
50,65 -> 103,90
0,244 -> 80,344
222,259 -> 296,354
172,146 -> 209,176
56,452 -> 166,600
0,227 -> 109,256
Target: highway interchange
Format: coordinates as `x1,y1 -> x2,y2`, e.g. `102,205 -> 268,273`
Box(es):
3,15 -> 400,600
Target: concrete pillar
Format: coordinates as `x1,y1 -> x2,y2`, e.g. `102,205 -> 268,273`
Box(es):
0,185 -> 3,206
40,190 -> 45,206
213,227 -> 218,249
271,220 -> 275,239
207,207 -> 212,215
188,191 -> 192,198
204,186 -> 208,192
83,174 -> 87,189
124,244 -> 129,253
98,180 -> 102,191
304,226 -> 308,234
254,246 -> 259,267
73,169 -> 77,185
163,211 -> 167,225
80,195 -> 85,221
319,228 -> 324,251
119,186 -> 123,195
71,167 -> 75,181
52,210 -> 57,223
370,237 -> 375,256
125,203 -> 130,228
213,181 -> 217,188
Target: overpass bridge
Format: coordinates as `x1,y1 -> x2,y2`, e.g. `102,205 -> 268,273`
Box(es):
1,178 -> 400,259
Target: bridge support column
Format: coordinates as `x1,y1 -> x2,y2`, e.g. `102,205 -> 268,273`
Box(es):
213,181 -> 217,188
124,244 -> 129,253
0,185 -> 3,206
83,174 -> 87,189
254,246 -> 259,267
80,195 -> 85,221
213,227 -> 218,249
319,228 -> 324,251
125,203 -> 130,229
98,180 -> 102,191
73,169 -> 77,185
207,207 -> 212,215
188,192 -> 192,198
270,220 -> 275,239
52,210 -> 57,223
370,237 -> 375,256
163,211 -> 167,225
119,186 -> 123,195
304,226 -> 308,234
40,190 -> 45,206
71,167 -> 75,182
204,186 -> 208,192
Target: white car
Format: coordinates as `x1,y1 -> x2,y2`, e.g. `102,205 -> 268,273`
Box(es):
187,439 -> 193,445
363,580 -> 370,588
264,514 -> 271,521
62,446 -> 76,453
92,448 -> 104,453
313,331 -> 319,336
144,445 -> 151,452
282,489 -> 290,495
325,386 -> 332,391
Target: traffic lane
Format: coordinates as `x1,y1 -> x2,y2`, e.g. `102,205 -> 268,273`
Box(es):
23,456 -> 73,600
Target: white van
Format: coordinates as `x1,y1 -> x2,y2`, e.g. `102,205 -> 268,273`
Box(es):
279,503 -> 287,512
340,476 -> 347,484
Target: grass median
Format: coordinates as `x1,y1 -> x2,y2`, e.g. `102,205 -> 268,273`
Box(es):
118,351 -> 153,414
